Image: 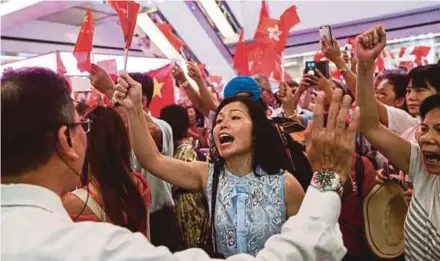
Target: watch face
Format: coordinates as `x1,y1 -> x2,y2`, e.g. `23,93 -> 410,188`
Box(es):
312,170 -> 341,191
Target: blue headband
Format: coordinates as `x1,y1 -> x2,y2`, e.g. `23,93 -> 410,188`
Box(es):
223,76 -> 262,101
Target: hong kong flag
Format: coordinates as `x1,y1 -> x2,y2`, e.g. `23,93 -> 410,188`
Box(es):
146,63 -> 176,118
254,5 -> 300,54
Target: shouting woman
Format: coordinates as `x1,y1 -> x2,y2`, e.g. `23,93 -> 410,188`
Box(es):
113,73 -> 306,257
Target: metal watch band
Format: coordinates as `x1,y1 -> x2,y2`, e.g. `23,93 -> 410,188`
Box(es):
311,169 -> 344,196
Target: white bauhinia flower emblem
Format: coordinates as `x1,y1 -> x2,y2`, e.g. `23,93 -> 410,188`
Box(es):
267,24 -> 282,41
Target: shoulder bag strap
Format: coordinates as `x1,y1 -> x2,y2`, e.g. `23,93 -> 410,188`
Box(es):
71,188 -> 107,221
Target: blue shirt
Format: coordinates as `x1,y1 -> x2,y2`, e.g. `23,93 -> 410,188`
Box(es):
206,165 -> 287,257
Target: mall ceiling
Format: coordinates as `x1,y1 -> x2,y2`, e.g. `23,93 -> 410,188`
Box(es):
1,0 -> 440,79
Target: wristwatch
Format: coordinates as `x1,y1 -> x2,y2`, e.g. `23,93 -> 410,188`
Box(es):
311,169 -> 344,196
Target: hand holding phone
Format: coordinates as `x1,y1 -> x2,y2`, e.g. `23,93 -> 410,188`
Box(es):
319,25 -> 333,47
304,61 -> 329,79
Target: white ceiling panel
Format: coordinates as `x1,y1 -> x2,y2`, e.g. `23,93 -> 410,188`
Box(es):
227,0 -> 440,40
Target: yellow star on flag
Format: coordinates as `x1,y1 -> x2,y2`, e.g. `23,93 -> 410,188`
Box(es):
152,77 -> 164,98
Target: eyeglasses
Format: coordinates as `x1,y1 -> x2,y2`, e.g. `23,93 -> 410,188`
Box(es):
66,119 -> 93,133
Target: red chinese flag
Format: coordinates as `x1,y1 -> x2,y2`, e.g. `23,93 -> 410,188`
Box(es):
146,63 -> 176,118
55,51 -> 66,75
233,29 -> 250,75
411,46 -> 431,66
87,88 -> 103,107
157,22 -> 184,52
97,59 -> 118,76
73,8 -> 94,72
109,1 -> 140,49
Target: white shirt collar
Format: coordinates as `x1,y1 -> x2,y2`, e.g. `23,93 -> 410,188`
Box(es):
1,183 -> 71,220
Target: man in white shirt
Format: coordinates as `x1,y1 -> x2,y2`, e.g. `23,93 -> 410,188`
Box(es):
2,67 -> 352,261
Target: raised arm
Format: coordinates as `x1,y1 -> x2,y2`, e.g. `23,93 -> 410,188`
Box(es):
187,62 -> 219,114
322,37 -> 358,95
114,73 -> 209,191
355,25 -> 411,173
171,65 -> 208,115
89,64 -> 163,149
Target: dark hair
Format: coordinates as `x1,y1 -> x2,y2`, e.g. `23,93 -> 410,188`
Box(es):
208,96 -> 311,250
420,93 -> 440,120
76,102 -> 90,115
1,67 -> 75,176
83,106 -> 147,234
186,105 -> 204,127
160,104 -> 189,145
129,73 -> 154,107
409,64 -> 440,93
381,72 -> 409,99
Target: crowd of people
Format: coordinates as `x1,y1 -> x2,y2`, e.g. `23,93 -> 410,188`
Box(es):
2,24 -> 440,261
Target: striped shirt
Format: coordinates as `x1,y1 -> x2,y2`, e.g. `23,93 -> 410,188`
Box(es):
404,143 -> 440,261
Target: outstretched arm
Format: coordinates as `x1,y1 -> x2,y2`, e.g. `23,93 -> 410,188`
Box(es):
187,62 -> 219,115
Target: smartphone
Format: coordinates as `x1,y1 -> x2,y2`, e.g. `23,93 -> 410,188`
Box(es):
305,61 -> 317,75
305,61 -> 329,78
319,25 -> 333,46
382,162 -> 390,177
316,60 -> 329,78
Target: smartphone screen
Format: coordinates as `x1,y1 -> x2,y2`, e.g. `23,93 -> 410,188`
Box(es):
319,25 -> 333,46
305,61 -> 317,75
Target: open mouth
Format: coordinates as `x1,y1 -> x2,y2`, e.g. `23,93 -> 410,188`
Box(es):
219,133 -> 234,145
423,151 -> 440,165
